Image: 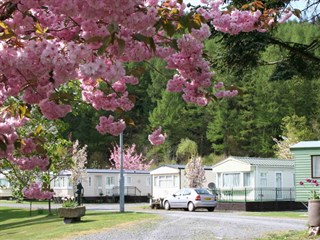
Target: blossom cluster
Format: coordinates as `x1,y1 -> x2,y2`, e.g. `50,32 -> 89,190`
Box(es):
213,82 -> 239,99
96,115 -> 126,136
22,182 -> 54,200
0,0 -> 292,185
148,127 -> 166,145
198,0 -> 293,35
166,25 -> 213,106
11,156 -> 49,171
0,114 -> 28,158
109,143 -> 152,170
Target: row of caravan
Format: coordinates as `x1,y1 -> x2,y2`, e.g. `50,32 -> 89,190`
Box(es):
0,165 -> 215,202
0,156 -> 297,202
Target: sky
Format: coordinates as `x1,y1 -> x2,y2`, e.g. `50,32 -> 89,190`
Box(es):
184,0 -> 306,10
184,0 -> 313,20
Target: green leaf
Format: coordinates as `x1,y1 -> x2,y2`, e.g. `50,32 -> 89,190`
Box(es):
35,22 -> 47,34
124,116 -> 136,126
133,33 -> 148,42
117,38 -> 126,55
133,34 -> 156,52
163,21 -> 175,37
35,124 -> 43,135
154,20 -> 163,32
97,35 -> 112,55
149,37 -> 156,52
85,36 -> 104,43
0,140 -> 7,151
0,32 -> 14,40
0,21 -> 14,40
169,39 -> 179,51
107,23 -> 119,34
19,105 -> 27,118
14,140 -> 21,149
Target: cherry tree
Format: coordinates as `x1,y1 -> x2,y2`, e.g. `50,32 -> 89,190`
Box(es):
185,156 -> 206,188
109,144 -> 152,170
0,0 -> 298,199
69,140 -> 88,191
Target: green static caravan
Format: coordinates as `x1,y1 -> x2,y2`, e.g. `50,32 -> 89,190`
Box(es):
290,141 -> 320,202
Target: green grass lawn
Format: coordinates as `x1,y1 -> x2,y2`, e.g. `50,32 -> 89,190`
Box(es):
243,211 -> 314,239
0,199 -> 50,205
256,230 -> 320,240
0,207 -> 159,240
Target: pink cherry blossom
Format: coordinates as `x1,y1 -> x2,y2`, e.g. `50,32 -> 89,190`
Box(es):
11,156 -> 50,171
148,127 -> 166,145
96,115 -> 126,136
39,99 -> 72,120
23,182 -> 53,200
0,0 -> 291,200
109,143 -> 152,170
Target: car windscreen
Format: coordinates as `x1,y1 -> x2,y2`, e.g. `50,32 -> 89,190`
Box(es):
195,189 -> 210,195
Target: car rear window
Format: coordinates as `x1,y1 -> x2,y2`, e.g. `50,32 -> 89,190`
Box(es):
195,189 -> 210,195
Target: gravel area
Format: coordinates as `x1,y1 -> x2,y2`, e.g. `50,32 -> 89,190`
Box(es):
70,209 -> 307,240
1,202 -> 307,240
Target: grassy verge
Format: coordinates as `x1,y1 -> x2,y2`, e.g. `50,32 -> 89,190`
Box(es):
242,211 -> 308,219
0,207 -> 159,240
0,199 -> 49,205
257,230 -> 320,240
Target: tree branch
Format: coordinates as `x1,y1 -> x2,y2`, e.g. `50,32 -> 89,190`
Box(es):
267,36 -> 320,64
0,3 -> 17,21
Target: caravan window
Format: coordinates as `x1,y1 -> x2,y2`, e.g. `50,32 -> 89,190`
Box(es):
125,176 -> 132,185
153,176 -> 158,187
53,176 -> 71,188
260,172 -> 267,187
106,176 -> 115,186
243,172 -> 251,187
312,156 -> 320,178
153,175 -> 178,188
0,178 -> 10,188
88,177 -> 92,187
146,176 -> 151,186
223,173 -> 240,187
159,176 -> 171,187
173,176 -> 178,187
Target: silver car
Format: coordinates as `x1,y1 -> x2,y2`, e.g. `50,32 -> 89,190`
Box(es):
163,188 -> 218,212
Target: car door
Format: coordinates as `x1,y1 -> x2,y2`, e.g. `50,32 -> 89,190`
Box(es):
170,190 -> 183,208
180,189 -> 192,208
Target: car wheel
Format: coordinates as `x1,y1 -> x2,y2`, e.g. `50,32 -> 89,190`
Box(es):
207,207 -> 215,212
164,201 -> 171,210
188,202 -> 195,212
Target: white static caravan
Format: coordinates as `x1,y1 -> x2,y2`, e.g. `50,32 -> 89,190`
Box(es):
0,173 -> 11,199
150,164 -> 214,199
212,156 -> 295,201
52,169 -> 151,200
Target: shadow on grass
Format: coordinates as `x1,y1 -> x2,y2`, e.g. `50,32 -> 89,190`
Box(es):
1,208 -> 149,233
0,211 -> 59,230
0,208 -> 32,221
85,211 -> 137,216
